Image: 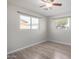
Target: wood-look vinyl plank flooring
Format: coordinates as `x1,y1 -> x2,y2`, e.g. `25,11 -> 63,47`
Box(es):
8,41 -> 71,59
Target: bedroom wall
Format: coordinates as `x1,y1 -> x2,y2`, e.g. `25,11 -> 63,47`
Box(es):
7,3 -> 47,53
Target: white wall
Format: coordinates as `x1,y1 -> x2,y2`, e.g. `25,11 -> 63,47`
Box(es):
48,17 -> 71,45
7,4 -> 47,53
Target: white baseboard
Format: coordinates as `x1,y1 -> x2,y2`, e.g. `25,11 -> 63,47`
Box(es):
49,40 -> 71,46
8,40 -> 47,54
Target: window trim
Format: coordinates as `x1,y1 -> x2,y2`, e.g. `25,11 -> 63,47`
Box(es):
19,14 -> 40,30
55,17 -> 71,30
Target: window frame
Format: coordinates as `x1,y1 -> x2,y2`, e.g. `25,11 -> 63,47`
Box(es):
31,17 -> 39,29
55,17 -> 71,30
19,14 -> 39,30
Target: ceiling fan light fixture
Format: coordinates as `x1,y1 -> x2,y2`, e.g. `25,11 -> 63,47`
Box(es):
40,0 -> 62,10
46,3 -> 52,7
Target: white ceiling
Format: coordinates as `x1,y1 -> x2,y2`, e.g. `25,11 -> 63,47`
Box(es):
8,0 -> 71,17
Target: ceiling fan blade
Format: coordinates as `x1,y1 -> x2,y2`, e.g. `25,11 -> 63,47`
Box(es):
41,0 -> 54,3
53,3 -> 62,6
40,5 -> 46,7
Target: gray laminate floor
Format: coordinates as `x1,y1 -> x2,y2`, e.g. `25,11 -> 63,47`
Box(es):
8,41 -> 71,59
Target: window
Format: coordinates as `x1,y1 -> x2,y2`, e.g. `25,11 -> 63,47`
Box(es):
55,17 -> 70,30
20,15 -> 39,30
20,15 -> 30,29
32,17 -> 39,29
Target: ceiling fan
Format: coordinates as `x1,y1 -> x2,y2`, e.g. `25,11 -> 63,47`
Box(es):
40,0 -> 62,10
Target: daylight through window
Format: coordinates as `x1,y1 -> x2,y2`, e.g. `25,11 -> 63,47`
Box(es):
20,15 -> 39,30
55,17 -> 71,30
